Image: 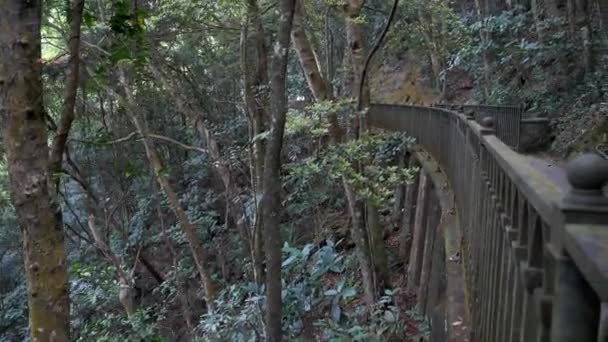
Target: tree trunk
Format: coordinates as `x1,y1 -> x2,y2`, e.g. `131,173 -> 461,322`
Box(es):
0,1 -> 70,340
87,215 -> 137,317
368,204 -> 391,290
291,0 -> 343,141
239,22 -> 266,284
392,152 -> 409,228
157,198 -> 196,334
49,0 -> 85,176
292,0 -> 330,101
343,181 -> 376,306
149,65 -> 256,281
118,69 -> 217,311
261,0 -> 296,340
243,0 -> 272,285
340,0 -> 377,308
346,0 -> 369,107
245,0 -> 270,190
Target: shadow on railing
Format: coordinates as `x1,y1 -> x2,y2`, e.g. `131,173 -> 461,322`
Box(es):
368,103 -> 608,342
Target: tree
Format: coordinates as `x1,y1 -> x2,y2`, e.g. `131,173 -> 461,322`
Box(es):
0,1 -> 71,340
114,66 -> 217,311
240,0 -> 271,283
290,0 -> 343,141
261,0 -> 297,339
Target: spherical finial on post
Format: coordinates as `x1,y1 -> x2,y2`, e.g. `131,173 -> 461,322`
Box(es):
566,153 -> 608,190
563,153 -> 608,206
479,116 -> 495,135
481,116 -> 495,128
465,109 -> 475,120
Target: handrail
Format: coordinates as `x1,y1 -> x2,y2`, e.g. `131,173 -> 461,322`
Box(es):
435,103 -> 523,150
368,103 -> 608,342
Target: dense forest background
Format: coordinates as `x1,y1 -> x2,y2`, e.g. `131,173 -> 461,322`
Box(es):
0,0 -> 606,340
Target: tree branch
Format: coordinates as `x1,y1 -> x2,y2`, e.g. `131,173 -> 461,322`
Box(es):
95,131 -> 209,153
49,0 -> 85,176
357,0 -> 400,110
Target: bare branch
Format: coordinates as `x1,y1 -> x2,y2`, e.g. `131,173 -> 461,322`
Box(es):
81,131 -> 209,154
357,0 -> 400,110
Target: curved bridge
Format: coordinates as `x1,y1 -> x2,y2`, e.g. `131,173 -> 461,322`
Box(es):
368,104 -> 608,342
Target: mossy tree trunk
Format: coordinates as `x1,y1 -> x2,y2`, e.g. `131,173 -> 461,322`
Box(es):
0,1 -> 70,340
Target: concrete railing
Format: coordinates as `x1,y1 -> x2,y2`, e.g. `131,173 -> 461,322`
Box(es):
368,104 -> 608,342
435,103 -> 550,153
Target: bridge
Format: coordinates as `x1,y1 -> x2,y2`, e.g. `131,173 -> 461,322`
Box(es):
367,104 -> 608,342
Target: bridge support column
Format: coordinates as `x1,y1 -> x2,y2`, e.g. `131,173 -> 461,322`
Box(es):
407,171 -> 432,290
418,194 -> 441,313
399,156 -> 421,262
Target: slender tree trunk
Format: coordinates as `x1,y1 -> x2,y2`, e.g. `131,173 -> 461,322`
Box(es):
64,160 -> 143,318
247,0 -> 270,283
157,196 -> 196,334
149,65 -> 257,281
368,204 -> 391,290
0,1 -> 70,340
118,69 -> 217,311
348,0 -> 400,302
291,0 -> 343,141
261,0 -> 296,340
49,0 -> 85,175
346,0 -> 369,107
392,152 -> 409,228
344,182 -> 376,306
340,0 -> 377,308
239,20 -> 266,284
87,216 -> 137,317
292,0 -> 330,101
243,0 -> 272,285
245,0 -> 270,190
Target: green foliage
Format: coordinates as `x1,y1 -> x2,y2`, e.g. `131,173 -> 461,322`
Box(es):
0,284 -> 27,341
76,309 -> 162,342
108,0 -> 148,65
316,290 -> 405,341
325,132 -> 418,206
4,0 -> 440,339
388,0 -> 471,69
198,240 -> 406,340
198,283 -> 265,341
0,160 -> 24,341
283,155 -> 344,243
286,99 -> 355,138
71,263 -> 162,341
455,6 -> 608,108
